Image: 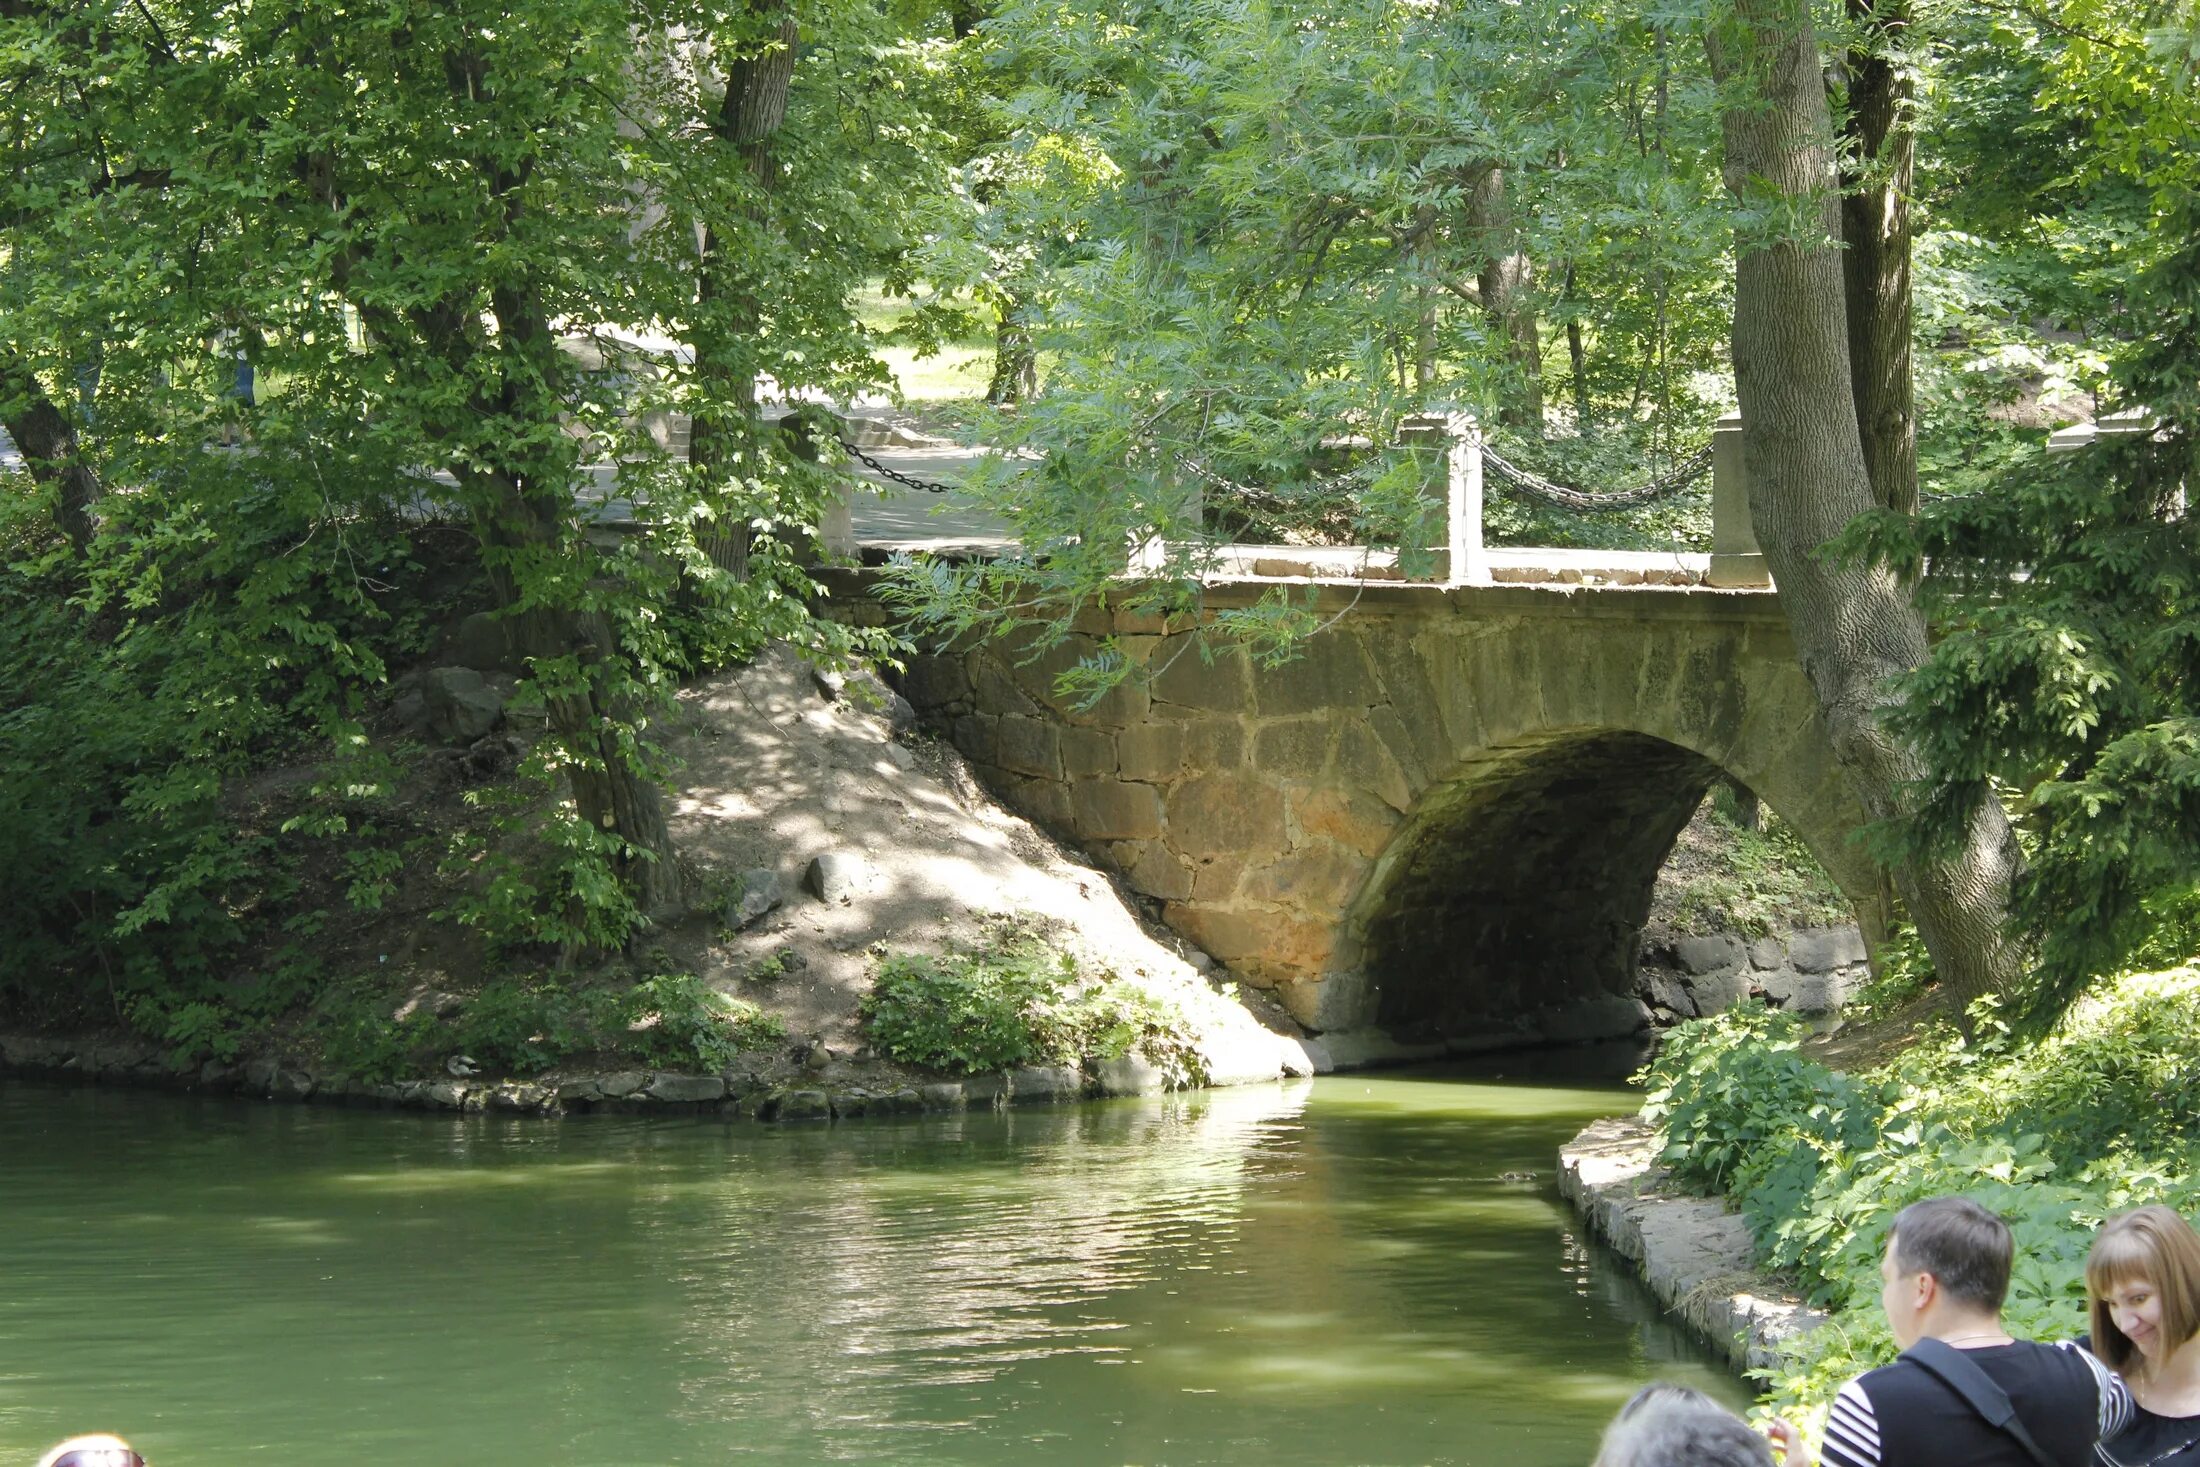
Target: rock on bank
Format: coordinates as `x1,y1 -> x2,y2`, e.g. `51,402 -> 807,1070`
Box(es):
1559,1115 -> 1826,1372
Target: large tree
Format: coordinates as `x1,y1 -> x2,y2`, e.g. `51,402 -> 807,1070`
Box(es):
1708,0 -> 2025,1006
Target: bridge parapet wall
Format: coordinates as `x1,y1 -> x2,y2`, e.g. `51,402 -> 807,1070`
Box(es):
834,575 -> 1880,1044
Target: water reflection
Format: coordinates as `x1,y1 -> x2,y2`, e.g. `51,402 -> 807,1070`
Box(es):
0,1067 -> 1738,1466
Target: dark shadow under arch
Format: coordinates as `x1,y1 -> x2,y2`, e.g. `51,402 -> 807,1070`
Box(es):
1356,730 -> 1729,1042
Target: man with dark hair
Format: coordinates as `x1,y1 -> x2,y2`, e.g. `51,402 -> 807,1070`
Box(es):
1769,1196 -> 2131,1467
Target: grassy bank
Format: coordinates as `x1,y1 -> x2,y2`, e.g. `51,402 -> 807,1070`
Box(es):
1644,965 -> 2200,1422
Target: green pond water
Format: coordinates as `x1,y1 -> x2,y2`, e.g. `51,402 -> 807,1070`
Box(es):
0,1059 -> 1744,1465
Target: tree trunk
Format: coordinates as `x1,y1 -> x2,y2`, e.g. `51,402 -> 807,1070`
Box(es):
1840,0 -> 1918,517
1562,262 -> 1592,433
1709,0 -> 2023,1009
1,348 -> 101,553
1465,167 -> 1542,432
691,3 -> 800,579
482,286 -> 681,917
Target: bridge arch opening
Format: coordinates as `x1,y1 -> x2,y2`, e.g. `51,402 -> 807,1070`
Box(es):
1339,728 -> 1832,1046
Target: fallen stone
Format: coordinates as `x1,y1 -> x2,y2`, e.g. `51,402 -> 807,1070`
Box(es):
918,1082 -> 966,1111
767,1088 -> 832,1122
1093,1053 -> 1167,1096
596,1070 -> 647,1099
1681,969 -> 1750,1015
556,1078 -> 605,1103
423,1082 -> 467,1109
490,1083 -> 552,1111
960,1074 -> 1007,1106
1009,1065 -> 1083,1103
445,611 -> 519,673
1790,925 -> 1867,973
1674,933 -> 1746,976
1746,936 -> 1787,971
647,1074 -> 727,1104
1761,969 -> 1842,1014
1641,970 -> 1696,1018
423,666 -> 506,744
805,852 -> 864,904
727,867 -> 785,930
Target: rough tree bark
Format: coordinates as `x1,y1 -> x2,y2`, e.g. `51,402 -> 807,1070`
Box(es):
482,282 -> 682,918
307,43 -> 684,922
0,349 -> 101,552
1840,0 -> 1918,517
1465,167 -> 1543,432
1708,0 -> 2024,1008
1562,262 -> 1592,432
691,2 -> 800,579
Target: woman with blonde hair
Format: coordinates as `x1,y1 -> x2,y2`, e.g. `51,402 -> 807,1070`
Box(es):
2088,1204 -> 2200,1466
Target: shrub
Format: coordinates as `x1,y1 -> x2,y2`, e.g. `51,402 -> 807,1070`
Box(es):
863,926 -> 1202,1082
1647,968 -> 2200,1420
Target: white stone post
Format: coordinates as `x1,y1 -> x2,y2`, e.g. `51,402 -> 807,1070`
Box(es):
1399,413 -> 1485,585
1707,411 -> 1771,589
2046,409 -> 2157,454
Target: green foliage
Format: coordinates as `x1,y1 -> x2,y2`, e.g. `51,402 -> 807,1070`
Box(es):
1647,967 -> 2200,1417
863,926 -> 1202,1082
312,970 -> 782,1082
1,0 -> 923,1044
1663,801 -> 1854,938
625,971 -> 784,1072
1834,200 -> 2200,1018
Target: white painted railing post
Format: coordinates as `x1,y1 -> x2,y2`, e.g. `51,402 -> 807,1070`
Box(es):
1130,475 -> 1201,574
2046,409 -> 2157,455
1707,410 -> 1771,589
1399,413 -> 1486,585
1448,413 -> 1487,586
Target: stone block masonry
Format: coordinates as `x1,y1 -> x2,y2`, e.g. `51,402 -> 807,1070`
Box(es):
1560,1115 -> 1825,1373
864,575 -> 1888,1048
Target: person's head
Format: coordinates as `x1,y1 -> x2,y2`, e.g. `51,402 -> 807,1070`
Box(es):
36,1437 -> 144,1467
1593,1383 -> 1771,1467
2087,1205 -> 2200,1378
1880,1196 -> 2014,1348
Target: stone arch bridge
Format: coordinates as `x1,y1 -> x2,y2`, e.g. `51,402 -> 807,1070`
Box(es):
832,573 -> 1884,1047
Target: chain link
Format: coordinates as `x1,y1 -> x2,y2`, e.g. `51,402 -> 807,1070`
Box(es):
835,435 -> 956,495
1480,440 -> 1713,511
835,429 -> 1712,513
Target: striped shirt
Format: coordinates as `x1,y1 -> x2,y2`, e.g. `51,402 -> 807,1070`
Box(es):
1821,1340 -> 2133,1467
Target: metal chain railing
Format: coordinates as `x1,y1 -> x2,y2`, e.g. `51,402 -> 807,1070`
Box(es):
836,426 -> 1712,513
1479,439 -> 1713,511
835,435 -> 956,495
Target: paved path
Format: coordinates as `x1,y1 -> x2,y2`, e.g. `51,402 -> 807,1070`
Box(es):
838,444 -> 1018,555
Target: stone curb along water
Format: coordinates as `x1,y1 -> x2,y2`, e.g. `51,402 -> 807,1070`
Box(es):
1559,1114 -> 1827,1373
0,1021 -> 1424,1121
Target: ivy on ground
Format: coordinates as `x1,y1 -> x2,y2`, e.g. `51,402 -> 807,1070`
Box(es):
1645,969 -> 2200,1423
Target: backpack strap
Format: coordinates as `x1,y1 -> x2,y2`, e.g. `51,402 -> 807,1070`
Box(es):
1902,1338 -> 2062,1467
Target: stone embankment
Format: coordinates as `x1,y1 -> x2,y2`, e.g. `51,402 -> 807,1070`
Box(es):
0,1025 -> 1335,1119
1635,924 -> 1869,1025
1560,1114 -> 1826,1373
